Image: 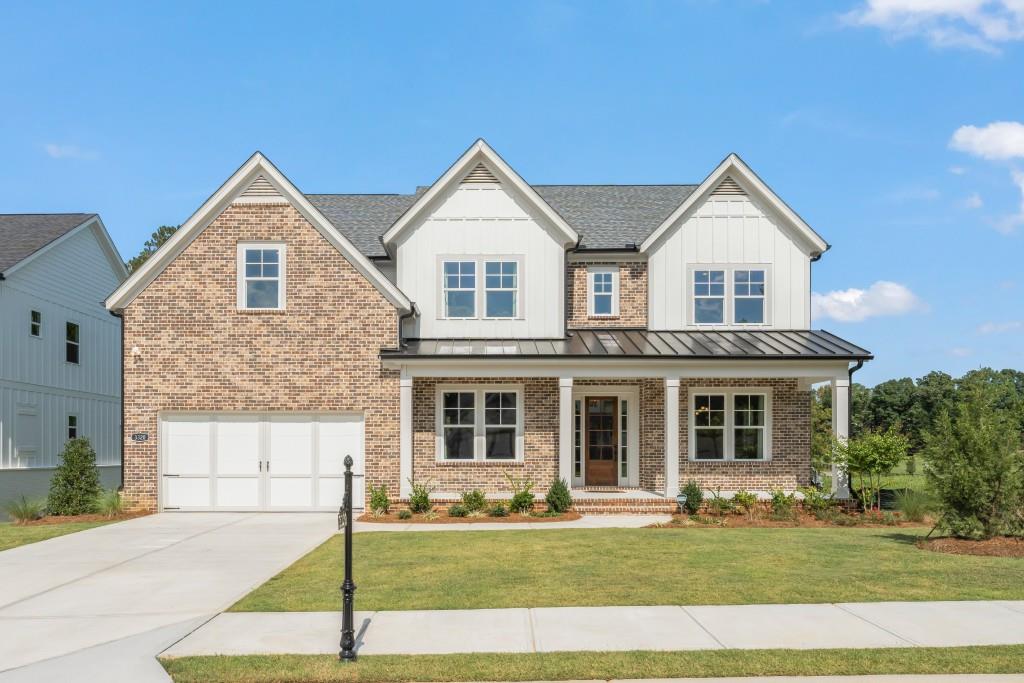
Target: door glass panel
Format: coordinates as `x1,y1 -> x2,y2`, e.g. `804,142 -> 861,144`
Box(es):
268,418 -> 313,474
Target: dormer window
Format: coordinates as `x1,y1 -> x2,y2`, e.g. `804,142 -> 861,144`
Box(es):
588,266 -> 619,317
238,243 -> 286,310
440,256 -> 523,320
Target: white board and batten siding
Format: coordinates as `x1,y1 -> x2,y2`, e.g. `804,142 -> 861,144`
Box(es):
395,178 -> 566,339
0,224 -> 123,469
647,184 -> 812,331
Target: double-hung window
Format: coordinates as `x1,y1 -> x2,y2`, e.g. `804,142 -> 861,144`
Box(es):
443,261 -> 476,318
65,322 -> 80,364
67,415 -> 78,440
238,244 -> 285,310
439,387 -> 522,460
691,389 -> 770,461
734,270 -> 766,324
588,267 -> 618,317
693,270 -> 725,324
30,310 -> 41,337
484,261 -> 517,318
692,267 -> 768,325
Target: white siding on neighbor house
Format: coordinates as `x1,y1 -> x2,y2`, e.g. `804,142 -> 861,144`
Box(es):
396,182 -> 566,339
647,194 -> 812,330
0,223 -> 123,469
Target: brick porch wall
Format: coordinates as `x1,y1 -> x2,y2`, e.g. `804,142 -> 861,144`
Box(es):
566,261 -> 647,328
121,202 -> 401,511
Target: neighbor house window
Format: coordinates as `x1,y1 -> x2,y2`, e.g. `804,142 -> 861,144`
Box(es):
67,415 -> 78,440
443,261 -> 476,318
693,270 -> 725,324
484,261 -> 517,318
438,386 -> 522,461
588,267 -> 618,317
238,244 -> 285,310
30,310 -> 41,337
65,322 -> 79,364
690,389 -> 770,461
734,270 -> 766,324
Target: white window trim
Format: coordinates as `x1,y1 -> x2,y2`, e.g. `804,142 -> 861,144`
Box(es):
437,255 -> 525,321
237,242 -> 287,311
440,258 -> 478,320
435,384 -> 524,462
30,310 -> 42,338
688,387 -> 772,461
483,259 -> 519,320
65,320 -> 80,365
587,266 -> 619,317
687,265 -> 772,327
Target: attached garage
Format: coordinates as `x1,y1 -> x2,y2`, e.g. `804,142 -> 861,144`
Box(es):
159,413 -> 364,511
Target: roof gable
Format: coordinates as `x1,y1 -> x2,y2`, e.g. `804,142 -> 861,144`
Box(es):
105,152 -> 412,313
0,213 -> 127,282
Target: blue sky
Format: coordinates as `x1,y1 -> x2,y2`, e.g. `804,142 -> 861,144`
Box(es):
2,1 -> 1022,385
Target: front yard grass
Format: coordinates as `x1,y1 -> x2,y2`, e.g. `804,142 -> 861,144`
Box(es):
161,645 -> 1024,682
0,520 -> 113,552
231,527 -> 1024,612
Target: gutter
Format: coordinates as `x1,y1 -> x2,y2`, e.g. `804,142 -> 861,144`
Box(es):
397,303 -> 418,348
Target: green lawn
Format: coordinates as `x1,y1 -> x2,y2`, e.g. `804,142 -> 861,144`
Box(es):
161,646 -> 1024,683
231,527 -> 1024,612
0,520 -> 113,552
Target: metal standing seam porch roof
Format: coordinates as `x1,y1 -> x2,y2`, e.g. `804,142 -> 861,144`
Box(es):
380,329 -> 872,361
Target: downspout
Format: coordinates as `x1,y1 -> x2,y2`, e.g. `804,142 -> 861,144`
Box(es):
846,359 -> 865,496
109,308 -> 125,491
397,303 -> 417,348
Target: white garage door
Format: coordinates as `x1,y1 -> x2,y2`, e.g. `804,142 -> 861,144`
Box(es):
160,413 -> 364,511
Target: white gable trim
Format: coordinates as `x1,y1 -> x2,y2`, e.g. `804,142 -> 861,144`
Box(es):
105,152 -> 412,313
381,139 -> 579,250
4,215 -> 128,284
639,154 -> 829,256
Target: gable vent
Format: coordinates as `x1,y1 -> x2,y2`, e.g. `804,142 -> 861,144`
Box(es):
461,162 -> 499,184
235,175 -> 286,203
711,176 -> 746,196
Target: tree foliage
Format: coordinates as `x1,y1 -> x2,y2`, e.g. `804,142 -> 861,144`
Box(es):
834,428 -> 909,511
126,224 -> 179,273
47,438 -> 101,515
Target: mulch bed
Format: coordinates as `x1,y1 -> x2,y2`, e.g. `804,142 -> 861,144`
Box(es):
16,512 -> 150,526
358,510 -> 582,524
918,536 -> 1024,558
651,512 -> 928,529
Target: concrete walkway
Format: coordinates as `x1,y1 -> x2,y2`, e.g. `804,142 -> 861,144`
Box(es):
0,513 -> 338,682
164,600 -> 1024,657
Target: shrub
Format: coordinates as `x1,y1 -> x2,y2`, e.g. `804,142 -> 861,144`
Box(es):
461,489 -> 487,513
369,485 -> 390,516
925,383 -> 1024,539
96,489 -> 129,518
4,495 -> 45,523
545,478 -> 573,514
504,471 -> 535,514
488,503 -> 509,517
447,504 -> 468,518
47,438 -> 101,516
706,488 -> 734,516
681,480 -> 703,515
905,455 -> 917,476
893,488 -> 932,523
423,510 -> 439,521
397,509 -> 412,520
769,488 -> 797,520
835,428 -> 909,511
407,479 -> 435,514
732,490 -> 759,520
798,486 -> 835,518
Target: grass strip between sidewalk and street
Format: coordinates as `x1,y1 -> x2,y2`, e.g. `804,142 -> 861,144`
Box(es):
161,645 -> 1024,683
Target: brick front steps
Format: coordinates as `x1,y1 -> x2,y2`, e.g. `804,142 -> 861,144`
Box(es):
571,497 -> 678,515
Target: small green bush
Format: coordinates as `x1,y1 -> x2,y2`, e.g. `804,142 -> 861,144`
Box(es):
545,478 -> 573,514
488,503 -> 509,517
96,489 -> 129,518
798,486 -> 834,518
461,489 -> 486,513
448,504 -> 468,517
407,479 -> 435,514
4,495 -> 46,523
732,490 -> 759,520
706,489 -> 734,516
369,485 -> 390,516
397,509 -> 412,520
504,470 -> 535,514
47,438 -> 101,516
769,488 -> 797,520
681,480 -> 703,515
893,488 -> 933,523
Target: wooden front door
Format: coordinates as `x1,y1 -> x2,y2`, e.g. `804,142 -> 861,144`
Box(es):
585,397 -> 618,486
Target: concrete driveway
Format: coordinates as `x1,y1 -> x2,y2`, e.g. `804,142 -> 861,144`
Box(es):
0,513 -> 337,683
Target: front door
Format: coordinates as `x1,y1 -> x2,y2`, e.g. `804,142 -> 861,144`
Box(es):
585,397 -> 618,486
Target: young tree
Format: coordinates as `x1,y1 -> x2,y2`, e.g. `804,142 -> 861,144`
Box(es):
47,438 -> 102,515
126,225 -> 178,273
834,427 -> 909,511
925,382 -> 1024,539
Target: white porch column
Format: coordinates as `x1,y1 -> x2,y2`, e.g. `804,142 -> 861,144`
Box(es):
664,377 -> 680,498
831,375 -> 851,498
559,377 -> 574,485
399,375 -> 413,498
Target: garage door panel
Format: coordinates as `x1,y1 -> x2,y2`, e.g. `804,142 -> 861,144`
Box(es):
269,478 -> 313,507
164,419 -> 210,474
216,419 -> 260,475
216,478 -> 260,508
165,477 -> 210,508
268,418 -> 313,475
318,417 -> 363,475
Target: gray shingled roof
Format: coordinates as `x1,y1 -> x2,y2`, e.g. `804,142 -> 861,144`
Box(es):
306,184 -> 698,258
0,213 -> 95,274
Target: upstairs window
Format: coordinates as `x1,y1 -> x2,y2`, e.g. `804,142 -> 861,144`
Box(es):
65,322 -> 80,364
238,244 -> 285,310
443,261 -> 476,318
30,310 -> 41,337
484,261 -> 517,318
693,270 -> 725,324
67,415 -> 78,440
588,267 -> 618,317
734,270 -> 766,324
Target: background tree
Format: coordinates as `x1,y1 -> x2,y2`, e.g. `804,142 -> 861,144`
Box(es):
47,438 -> 101,515
126,225 -> 178,273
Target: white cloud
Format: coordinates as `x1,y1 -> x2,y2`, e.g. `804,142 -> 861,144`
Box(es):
961,192 -> 984,209
977,320 -> 1023,334
43,143 -> 96,160
948,165 -> 967,175
812,280 -> 926,323
950,121 -> 1024,160
843,0 -> 1024,53
949,346 -> 974,357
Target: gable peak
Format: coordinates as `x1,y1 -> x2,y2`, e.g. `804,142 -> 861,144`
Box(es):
460,162 -> 500,184
710,175 -> 746,197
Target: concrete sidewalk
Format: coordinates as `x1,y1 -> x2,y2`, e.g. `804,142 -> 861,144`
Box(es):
163,600 -> 1024,657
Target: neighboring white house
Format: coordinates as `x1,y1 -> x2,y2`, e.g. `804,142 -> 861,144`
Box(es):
0,214 -> 127,512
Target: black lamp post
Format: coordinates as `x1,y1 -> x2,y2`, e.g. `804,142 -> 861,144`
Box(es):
338,455 -> 357,662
